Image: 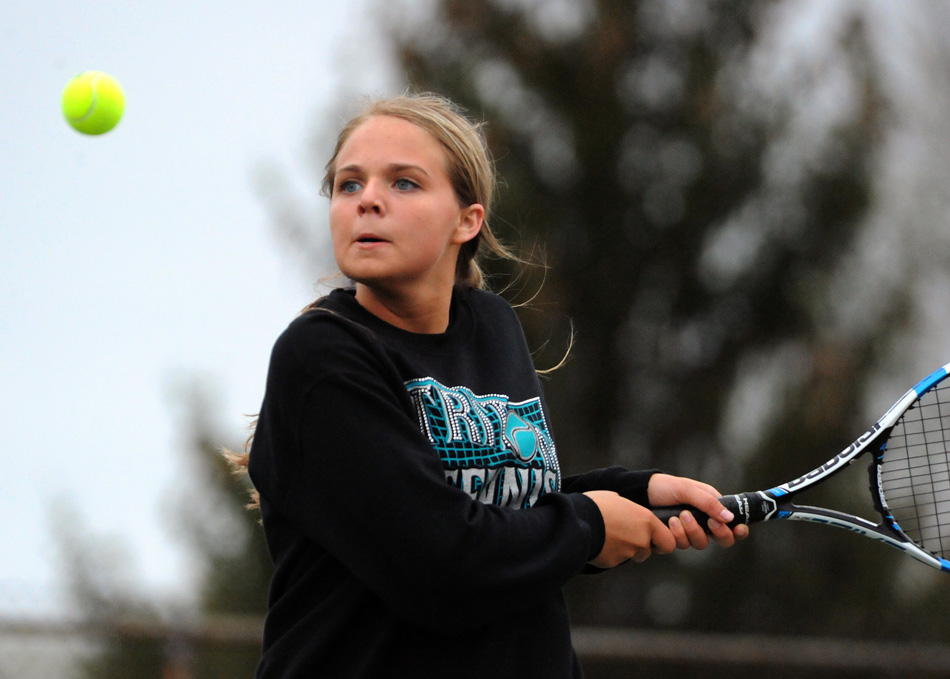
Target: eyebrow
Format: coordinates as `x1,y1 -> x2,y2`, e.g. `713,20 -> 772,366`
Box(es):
335,162 -> 432,177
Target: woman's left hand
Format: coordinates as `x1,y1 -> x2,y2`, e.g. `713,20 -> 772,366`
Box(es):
647,473 -> 750,550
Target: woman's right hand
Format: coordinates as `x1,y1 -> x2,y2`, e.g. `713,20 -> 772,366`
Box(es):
583,490 -> 676,568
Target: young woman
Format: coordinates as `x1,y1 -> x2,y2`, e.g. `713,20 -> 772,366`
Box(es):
237,92 -> 747,678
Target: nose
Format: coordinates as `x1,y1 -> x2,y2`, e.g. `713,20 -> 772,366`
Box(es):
357,179 -> 383,216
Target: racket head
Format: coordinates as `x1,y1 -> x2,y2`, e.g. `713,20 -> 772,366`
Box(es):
874,364 -> 950,567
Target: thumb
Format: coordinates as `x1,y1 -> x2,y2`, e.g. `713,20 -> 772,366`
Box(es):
690,494 -> 736,526
649,518 -> 677,555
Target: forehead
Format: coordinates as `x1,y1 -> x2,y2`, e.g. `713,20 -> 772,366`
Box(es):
336,115 -> 447,169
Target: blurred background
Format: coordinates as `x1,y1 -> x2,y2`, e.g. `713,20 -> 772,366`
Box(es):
3,0 -> 950,677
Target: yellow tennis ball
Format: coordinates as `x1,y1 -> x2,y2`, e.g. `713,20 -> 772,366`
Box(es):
61,71 -> 125,135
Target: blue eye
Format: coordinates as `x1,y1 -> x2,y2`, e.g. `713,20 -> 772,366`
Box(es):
338,179 -> 361,194
394,178 -> 419,191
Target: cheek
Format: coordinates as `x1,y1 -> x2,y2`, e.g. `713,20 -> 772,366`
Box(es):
328,204 -> 348,244
328,214 -> 353,268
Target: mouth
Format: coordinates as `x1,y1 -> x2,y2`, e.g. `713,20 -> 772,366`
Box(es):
356,234 -> 388,244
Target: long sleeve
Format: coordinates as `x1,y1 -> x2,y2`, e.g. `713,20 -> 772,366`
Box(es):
562,466 -> 660,507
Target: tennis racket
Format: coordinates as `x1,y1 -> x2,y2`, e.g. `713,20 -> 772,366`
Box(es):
654,362 -> 950,572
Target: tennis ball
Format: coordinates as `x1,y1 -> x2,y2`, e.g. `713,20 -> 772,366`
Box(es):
61,71 -> 125,135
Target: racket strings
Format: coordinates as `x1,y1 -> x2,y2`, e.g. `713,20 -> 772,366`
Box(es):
880,379 -> 950,558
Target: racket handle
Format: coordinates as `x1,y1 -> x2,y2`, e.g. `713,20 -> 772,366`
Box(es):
652,494 -> 752,534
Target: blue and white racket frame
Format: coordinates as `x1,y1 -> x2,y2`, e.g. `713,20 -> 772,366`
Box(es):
656,363 -> 950,572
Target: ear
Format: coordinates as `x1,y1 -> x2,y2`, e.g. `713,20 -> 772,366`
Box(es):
452,203 -> 484,245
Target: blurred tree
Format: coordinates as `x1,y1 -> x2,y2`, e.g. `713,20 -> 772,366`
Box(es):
54,385 -> 268,679
165,384 -> 270,678
52,501 -> 168,678
258,0 -> 950,644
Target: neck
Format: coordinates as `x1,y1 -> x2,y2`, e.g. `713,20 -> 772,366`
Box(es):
354,283 -> 454,334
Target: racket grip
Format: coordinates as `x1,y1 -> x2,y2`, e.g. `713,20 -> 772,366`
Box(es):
652,494 -> 748,534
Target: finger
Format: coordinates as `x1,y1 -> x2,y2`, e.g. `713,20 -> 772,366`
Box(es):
650,520 -> 677,555
668,516 -> 690,550
691,494 -> 736,525
678,511 -> 711,550
707,517 -> 737,547
692,481 -> 723,500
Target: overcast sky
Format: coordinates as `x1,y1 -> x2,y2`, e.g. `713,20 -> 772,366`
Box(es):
1,0 -> 396,614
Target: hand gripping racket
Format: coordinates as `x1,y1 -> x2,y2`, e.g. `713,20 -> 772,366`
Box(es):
655,362 -> 950,572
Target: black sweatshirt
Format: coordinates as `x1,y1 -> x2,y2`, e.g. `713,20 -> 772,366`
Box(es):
248,287 -> 656,679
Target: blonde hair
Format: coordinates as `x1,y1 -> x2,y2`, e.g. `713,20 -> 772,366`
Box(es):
322,92 -> 516,288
